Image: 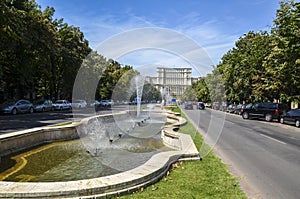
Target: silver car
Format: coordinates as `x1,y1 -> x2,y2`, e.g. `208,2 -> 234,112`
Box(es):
53,100 -> 72,111
34,100 -> 54,112
72,100 -> 87,109
1,100 -> 34,115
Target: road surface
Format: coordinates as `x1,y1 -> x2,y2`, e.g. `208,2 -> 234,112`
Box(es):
182,106 -> 300,199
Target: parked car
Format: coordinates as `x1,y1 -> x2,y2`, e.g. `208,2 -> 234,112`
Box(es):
220,101 -> 229,112
89,100 -> 100,107
1,99 -> 34,115
234,104 -> 246,115
108,100 -> 114,106
197,102 -> 205,110
72,100 -> 87,109
226,104 -> 236,113
52,100 -> 72,110
100,100 -> 110,107
212,102 -> 220,110
242,102 -> 289,122
34,100 -> 53,112
205,102 -> 212,108
184,101 -> 193,110
280,109 -> 300,127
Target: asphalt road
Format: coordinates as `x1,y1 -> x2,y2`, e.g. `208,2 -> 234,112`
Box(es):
0,107 -> 113,134
181,106 -> 300,199
0,105 -> 144,134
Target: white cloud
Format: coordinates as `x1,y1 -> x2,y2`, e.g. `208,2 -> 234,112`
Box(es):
70,10 -> 237,74
94,28 -> 214,77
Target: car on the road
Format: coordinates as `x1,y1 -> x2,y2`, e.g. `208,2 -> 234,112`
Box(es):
204,102 -> 212,108
89,100 -> 100,107
234,104 -> 246,115
226,104 -> 236,113
0,99 -> 34,115
212,102 -> 220,110
34,100 -> 54,112
242,102 -> 289,122
52,100 -> 72,111
184,101 -> 193,109
280,109 -> 300,127
72,100 -> 87,109
100,100 -> 110,107
197,102 -> 205,110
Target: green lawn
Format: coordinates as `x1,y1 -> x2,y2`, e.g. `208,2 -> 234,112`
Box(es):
120,107 -> 247,199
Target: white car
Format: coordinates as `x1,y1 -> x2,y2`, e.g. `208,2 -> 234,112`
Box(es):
72,100 -> 87,109
89,100 -> 100,107
53,100 -> 72,110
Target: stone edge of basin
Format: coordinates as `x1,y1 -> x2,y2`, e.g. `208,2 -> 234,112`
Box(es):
0,109 -> 200,198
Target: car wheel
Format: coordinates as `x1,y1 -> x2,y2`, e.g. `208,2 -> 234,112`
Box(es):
60,107 -> 63,111
12,108 -> 17,115
265,114 -> 272,122
242,112 -> 249,119
295,120 -> 300,128
42,107 -> 45,112
280,118 -> 284,124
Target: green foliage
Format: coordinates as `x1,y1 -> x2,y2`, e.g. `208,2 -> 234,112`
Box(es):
0,0 -> 92,101
181,85 -> 197,101
204,0 -> 300,104
192,78 -> 210,102
0,0 -> 136,103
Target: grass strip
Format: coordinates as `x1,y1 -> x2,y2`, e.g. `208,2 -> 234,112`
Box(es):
120,106 -> 247,199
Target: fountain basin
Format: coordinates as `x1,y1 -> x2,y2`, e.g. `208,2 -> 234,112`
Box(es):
0,110 -> 200,198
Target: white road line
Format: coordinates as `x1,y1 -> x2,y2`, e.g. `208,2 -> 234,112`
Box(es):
260,134 -> 286,145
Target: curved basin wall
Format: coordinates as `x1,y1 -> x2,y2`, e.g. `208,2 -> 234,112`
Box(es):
0,110 -> 200,198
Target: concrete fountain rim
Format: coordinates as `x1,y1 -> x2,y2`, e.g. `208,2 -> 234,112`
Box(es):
0,108 -> 200,198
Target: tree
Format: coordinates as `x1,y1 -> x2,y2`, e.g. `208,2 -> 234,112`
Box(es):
192,78 -> 210,102
181,85 -> 197,101
265,0 -> 300,103
205,69 -> 225,103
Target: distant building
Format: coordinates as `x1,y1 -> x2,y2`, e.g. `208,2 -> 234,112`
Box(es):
145,67 -> 197,99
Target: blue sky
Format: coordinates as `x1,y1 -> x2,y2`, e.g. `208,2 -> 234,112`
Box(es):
36,0 -> 282,76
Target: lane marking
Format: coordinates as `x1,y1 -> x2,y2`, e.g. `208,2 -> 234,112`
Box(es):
259,134 -> 286,145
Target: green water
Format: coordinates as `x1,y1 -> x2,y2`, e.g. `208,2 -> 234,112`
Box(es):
0,109 -> 170,182
0,135 -> 169,182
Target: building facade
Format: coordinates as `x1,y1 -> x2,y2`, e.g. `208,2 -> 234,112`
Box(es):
145,67 -> 194,99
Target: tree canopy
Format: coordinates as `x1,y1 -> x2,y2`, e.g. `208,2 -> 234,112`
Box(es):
193,0 -> 300,105
0,0 -> 151,103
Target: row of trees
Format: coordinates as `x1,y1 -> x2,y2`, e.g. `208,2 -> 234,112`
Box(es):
0,0 -> 91,102
0,0 -> 159,104
75,51 -> 162,103
193,0 -> 300,104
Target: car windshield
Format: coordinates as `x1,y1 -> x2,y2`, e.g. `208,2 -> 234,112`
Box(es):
55,100 -> 64,103
246,103 -> 252,109
289,109 -> 300,116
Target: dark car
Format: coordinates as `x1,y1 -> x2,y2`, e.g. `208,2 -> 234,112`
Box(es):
234,104 -> 246,115
184,101 -> 193,110
242,102 -> 289,122
226,104 -> 236,113
1,99 -> 34,115
280,109 -> 300,127
197,102 -> 205,110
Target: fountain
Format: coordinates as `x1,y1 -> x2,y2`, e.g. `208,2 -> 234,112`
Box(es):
133,75 -> 145,118
0,72 -> 200,198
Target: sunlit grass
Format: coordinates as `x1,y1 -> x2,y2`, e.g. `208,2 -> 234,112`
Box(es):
120,106 -> 246,199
